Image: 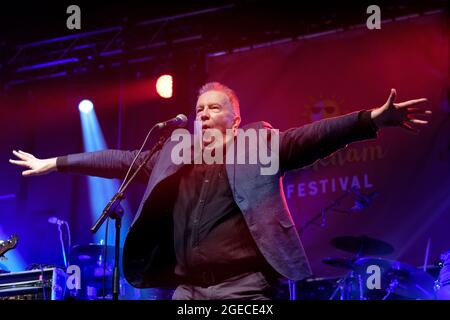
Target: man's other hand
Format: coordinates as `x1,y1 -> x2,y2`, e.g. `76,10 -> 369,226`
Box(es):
9,150 -> 57,176
371,88 -> 432,133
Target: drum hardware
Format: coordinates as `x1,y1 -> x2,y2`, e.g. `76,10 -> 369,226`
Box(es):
323,235 -> 435,300
299,187 -> 378,235
328,270 -> 364,300
435,250 -> 450,300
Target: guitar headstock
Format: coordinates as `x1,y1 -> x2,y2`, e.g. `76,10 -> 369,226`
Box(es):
0,234 -> 19,260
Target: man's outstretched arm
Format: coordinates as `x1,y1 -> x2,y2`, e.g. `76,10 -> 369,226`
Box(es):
280,88 -> 431,172
9,149 -> 156,183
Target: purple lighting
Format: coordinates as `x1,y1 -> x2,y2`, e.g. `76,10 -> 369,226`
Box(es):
16,58 -> 79,72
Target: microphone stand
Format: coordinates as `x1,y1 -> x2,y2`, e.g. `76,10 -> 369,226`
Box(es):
299,187 -> 376,235
90,128 -> 170,300
299,189 -> 352,235
57,222 -> 70,268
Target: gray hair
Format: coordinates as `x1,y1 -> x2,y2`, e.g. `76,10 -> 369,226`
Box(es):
198,82 -> 240,117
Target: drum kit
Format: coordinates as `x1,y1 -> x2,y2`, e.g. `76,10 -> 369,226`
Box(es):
48,239 -> 450,300
321,235 -> 437,300
0,233 -> 448,300
435,250 -> 450,300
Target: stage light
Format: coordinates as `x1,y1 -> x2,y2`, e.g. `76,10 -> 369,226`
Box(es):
79,107 -> 132,246
156,74 -> 173,98
78,99 -> 94,113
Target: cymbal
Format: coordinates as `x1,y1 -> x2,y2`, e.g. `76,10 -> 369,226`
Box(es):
353,257 -> 436,300
322,257 -> 355,270
331,235 -> 394,256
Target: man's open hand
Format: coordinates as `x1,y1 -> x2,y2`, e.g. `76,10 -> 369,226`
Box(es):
370,88 -> 432,133
9,150 -> 57,177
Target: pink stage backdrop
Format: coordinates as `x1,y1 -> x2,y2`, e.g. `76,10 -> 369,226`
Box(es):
207,13 -> 449,277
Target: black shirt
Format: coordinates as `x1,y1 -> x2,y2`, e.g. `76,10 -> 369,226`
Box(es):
172,163 -> 268,277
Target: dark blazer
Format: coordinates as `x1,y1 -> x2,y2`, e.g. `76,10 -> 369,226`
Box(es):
57,111 -> 378,288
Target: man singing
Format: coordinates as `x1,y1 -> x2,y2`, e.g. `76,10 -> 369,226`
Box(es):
9,82 -> 431,299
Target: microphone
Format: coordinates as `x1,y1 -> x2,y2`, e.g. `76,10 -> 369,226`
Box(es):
48,217 -> 66,225
156,114 -> 188,129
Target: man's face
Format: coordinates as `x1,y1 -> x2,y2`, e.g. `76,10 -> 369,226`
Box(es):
195,90 -> 239,135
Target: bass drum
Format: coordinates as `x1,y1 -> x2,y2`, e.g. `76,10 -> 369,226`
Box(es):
436,250 -> 450,300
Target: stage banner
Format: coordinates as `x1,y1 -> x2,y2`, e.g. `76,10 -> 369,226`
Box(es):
207,13 -> 449,277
